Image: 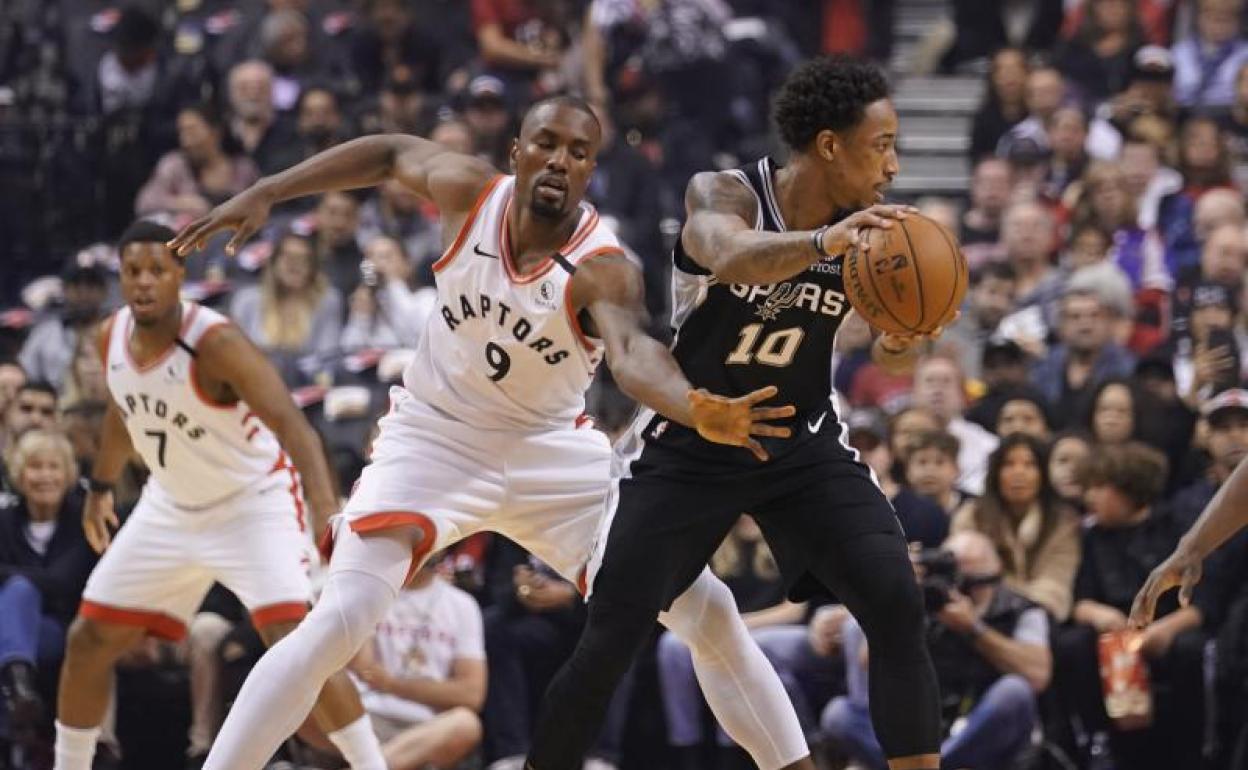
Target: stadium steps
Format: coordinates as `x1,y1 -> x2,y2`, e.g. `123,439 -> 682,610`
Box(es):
887,0 -> 978,197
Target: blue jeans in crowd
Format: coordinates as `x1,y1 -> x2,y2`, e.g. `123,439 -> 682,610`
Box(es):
821,618 -> 1036,770
0,575 -> 67,668
657,624 -> 844,748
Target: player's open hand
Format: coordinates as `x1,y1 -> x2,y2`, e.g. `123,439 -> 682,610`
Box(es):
688,385 -> 795,462
1129,546 -> 1203,629
83,490 -> 120,554
167,185 -> 276,258
821,205 -> 918,256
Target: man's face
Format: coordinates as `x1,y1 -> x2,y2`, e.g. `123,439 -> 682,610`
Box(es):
971,276 -> 1015,329
119,243 -> 184,327
907,447 -> 958,498
1198,0 -> 1239,45
824,99 -> 900,210
466,99 -> 511,140
316,193 -> 359,246
229,65 -> 273,121
1060,295 -> 1110,352
1121,143 -> 1159,195
1183,121 -> 1222,173
890,409 -> 941,459
6,389 -> 56,437
371,0 -> 412,43
63,282 -> 107,326
1190,304 -> 1234,339
1004,204 -> 1052,264
1025,69 -> 1064,119
996,399 -> 1049,440
912,359 -> 963,421
511,103 -> 601,221
1201,225 -> 1246,284
971,160 -> 1011,216
0,364 -> 26,413
1084,483 -> 1137,527
1209,412 -> 1248,470
298,90 -> 341,141
1068,227 -> 1110,269
1049,107 -> 1087,160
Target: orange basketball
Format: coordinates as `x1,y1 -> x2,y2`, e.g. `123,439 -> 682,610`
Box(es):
842,213 -> 968,336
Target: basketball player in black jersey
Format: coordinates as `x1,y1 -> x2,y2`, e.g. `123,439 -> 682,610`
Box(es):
525,57 -> 943,770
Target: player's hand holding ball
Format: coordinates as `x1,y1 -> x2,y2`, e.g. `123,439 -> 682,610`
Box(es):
687,386 -> 796,462
83,488 -> 120,554
839,210 -> 969,337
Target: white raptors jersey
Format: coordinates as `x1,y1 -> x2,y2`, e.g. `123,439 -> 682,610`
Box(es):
105,302 -> 287,508
403,175 -> 620,430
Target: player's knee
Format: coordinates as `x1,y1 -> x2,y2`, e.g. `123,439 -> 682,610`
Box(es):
65,617 -> 141,663
572,597 -> 656,681
852,547 -> 925,657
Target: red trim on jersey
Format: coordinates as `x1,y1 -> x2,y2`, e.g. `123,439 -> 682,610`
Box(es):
431,175 -> 505,274
245,426 -> 260,442
575,414 -> 594,429
563,247 -> 625,353
576,565 -> 589,597
332,512 -> 439,586
188,322 -> 238,411
124,303 -> 199,373
499,199 -> 602,286
79,600 -> 187,641
241,410 -> 257,425
250,601 -> 308,628
283,464 -> 306,532
270,450 -> 290,473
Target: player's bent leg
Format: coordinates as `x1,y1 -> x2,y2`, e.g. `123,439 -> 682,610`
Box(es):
381,707 -> 482,770
203,527 -> 417,770
55,617 -> 147,770
524,595 -> 658,770
811,532 -> 941,770
257,619 -> 387,770
659,570 -> 814,770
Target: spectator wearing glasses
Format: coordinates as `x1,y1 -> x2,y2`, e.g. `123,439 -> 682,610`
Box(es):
2,383 -> 60,466
19,266 -> 110,393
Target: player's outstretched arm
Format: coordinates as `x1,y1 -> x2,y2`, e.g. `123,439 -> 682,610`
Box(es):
573,253 -> 795,461
681,171 -> 914,286
169,135 -> 496,257
1130,456 -> 1248,628
196,324 -> 340,533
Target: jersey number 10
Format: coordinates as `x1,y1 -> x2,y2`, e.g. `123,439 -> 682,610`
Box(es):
725,324 -> 805,368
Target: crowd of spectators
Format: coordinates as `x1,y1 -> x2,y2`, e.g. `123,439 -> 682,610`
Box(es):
2,1 -> 1248,769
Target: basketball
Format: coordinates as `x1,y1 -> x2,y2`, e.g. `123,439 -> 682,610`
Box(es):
842,213 -> 969,336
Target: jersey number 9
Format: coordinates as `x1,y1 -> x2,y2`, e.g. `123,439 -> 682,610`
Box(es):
485,342 -> 511,382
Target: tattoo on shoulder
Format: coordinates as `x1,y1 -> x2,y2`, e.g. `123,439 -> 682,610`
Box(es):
687,171 -> 756,223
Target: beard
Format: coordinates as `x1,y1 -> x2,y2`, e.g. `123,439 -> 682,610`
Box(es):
529,197 -> 565,221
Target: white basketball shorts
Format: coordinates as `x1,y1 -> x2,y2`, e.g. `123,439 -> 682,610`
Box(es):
80,468 -> 313,640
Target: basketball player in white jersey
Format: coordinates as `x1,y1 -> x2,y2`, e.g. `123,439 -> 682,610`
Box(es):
169,95 -> 822,770
53,221 -> 388,770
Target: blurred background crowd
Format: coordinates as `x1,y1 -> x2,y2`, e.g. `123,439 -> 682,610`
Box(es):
2,0 -> 1248,769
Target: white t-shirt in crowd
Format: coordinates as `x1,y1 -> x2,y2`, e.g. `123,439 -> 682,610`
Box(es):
354,576 -> 485,725
24,520 -> 57,556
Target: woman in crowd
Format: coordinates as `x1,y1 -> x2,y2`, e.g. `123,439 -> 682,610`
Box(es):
1048,430 -> 1094,511
970,47 -> 1030,160
1082,377 -> 1142,446
952,433 -> 1081,619
135,104 -> 259,222
1158,115 -> 1238,275
229,232 -> 342,384
0,430 -> 96,735
1056,0 -> 1144,104
58,326 -> 109,409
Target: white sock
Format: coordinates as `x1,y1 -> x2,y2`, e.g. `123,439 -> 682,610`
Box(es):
660,570 -> 809,770
54,721 -> 100,770
327,713 -> 388,770
203,529 -> 408,770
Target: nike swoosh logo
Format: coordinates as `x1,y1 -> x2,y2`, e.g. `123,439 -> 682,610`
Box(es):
807,411 -> 827,433
473,243 -> 499,259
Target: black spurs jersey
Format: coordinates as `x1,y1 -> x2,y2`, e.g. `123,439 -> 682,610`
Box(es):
634,156 -> 854,466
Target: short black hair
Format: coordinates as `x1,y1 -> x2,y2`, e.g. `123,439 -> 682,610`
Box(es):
971,261 -> 1017,286
524,94 -> 602,134
118,219 -> 177,256
115,5 -> 159,52
16,380 -> 57,402
772,55 -> 891,150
